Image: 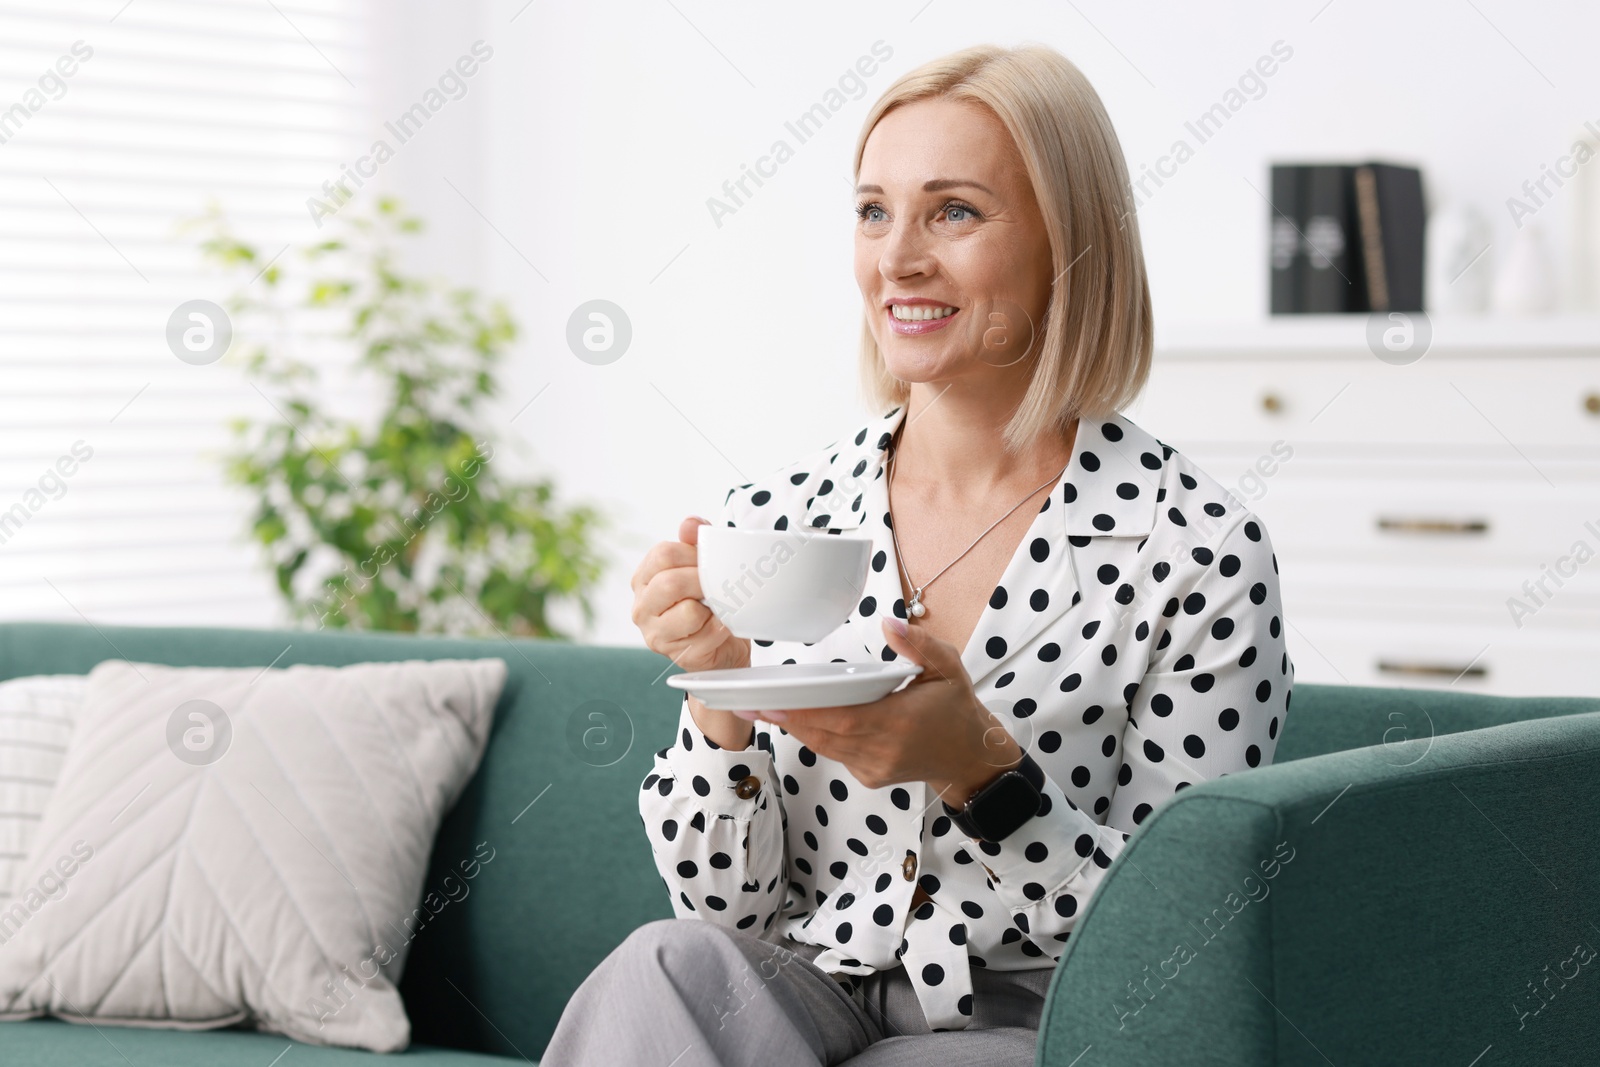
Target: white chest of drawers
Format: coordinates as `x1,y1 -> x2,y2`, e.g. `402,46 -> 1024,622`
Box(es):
1125,315 -> 1600,698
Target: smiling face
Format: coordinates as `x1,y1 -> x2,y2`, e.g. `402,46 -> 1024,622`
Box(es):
854,96 -> 1056,388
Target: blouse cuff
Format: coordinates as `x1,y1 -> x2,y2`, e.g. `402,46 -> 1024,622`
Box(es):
965,765 -> 1098,905
664,694 -> 776,819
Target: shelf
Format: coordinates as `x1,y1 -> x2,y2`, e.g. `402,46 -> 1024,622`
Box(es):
1153,313 -> 1600,360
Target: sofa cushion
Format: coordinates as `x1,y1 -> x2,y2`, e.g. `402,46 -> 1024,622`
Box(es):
0,657 -> 506,1053
1273,682 -> 1600,763
0,1018 -> 523,1064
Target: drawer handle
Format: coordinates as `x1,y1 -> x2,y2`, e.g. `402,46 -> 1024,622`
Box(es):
1585,392 -> 1600,415
1376,659 -> 1488,679
1376,517 -> 1490,535
1261,392 -> 1284,414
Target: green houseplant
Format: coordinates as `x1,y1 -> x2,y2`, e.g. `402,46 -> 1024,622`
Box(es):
195,195 -> 606,638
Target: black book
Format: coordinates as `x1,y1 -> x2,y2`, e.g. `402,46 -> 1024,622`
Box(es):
1352,162 -> 1425,312
1299,164 -> 1360,313
1268,164 -> 1303,314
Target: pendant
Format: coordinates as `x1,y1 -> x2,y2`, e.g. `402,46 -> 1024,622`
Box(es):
908,591 -> 927,618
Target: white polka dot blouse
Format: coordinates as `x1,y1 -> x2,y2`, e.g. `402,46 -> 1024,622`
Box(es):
640,404 -> 1295,1033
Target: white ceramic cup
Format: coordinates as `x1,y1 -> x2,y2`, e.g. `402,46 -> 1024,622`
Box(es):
697,525 -> 872,643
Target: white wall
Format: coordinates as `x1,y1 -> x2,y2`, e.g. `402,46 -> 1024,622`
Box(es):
12,0 -> 1590,644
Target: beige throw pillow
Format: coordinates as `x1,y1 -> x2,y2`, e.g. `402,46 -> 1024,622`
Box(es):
0,675 -> 86,902
0,656 -> 506,1052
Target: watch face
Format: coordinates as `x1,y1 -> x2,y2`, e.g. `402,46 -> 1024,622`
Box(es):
968,769 -> 1042,842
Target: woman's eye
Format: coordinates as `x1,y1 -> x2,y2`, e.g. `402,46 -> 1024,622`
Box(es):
944,203 -> 978,222
857,203 -> 886,223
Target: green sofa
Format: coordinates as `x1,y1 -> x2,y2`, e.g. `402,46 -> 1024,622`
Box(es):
0,621 -> 1596,1066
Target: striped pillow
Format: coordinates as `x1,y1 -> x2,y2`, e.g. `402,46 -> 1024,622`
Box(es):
0,675 -> 85,903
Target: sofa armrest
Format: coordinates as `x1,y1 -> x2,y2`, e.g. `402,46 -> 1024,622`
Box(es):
1037,709 -> 1600,1067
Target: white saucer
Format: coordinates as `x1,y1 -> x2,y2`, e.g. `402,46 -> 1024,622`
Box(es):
667,662 -> 923,712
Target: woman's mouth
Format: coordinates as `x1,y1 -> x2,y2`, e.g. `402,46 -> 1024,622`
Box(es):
886,303 -> 960,335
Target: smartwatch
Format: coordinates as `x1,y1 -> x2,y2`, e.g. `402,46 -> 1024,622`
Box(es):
941,750 -> 1046,843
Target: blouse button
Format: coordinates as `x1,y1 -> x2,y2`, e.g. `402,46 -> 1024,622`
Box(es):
902,851 -> 917,881
734,775 -> 762,800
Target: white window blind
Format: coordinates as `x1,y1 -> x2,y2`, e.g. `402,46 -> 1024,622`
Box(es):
0,0 -> 370,626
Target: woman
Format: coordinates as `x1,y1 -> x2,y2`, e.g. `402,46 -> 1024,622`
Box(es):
543,41 -> 1293,1067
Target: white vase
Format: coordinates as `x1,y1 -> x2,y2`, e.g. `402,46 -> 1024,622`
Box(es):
1491,221 -> 1558,315
1566,131 -> 1600,311
1426,202 -> 1493,314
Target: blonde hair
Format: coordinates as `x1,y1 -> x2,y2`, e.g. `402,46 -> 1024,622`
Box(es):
853,43 -> 1153,454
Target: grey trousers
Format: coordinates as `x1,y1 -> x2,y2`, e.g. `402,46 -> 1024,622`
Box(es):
540,917 -> 1053,1066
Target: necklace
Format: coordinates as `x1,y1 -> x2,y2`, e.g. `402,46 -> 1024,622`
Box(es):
885,431 -> 1068,619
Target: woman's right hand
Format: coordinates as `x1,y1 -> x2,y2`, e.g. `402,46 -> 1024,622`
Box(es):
631,516 -> 754,748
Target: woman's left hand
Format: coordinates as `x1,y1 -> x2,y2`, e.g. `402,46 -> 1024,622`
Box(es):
733,616 -> 1024,805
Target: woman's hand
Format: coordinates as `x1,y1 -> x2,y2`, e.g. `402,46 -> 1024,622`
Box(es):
736,616 -> 1024,807
632,515 -> 753,749
632,515 -> 751,673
